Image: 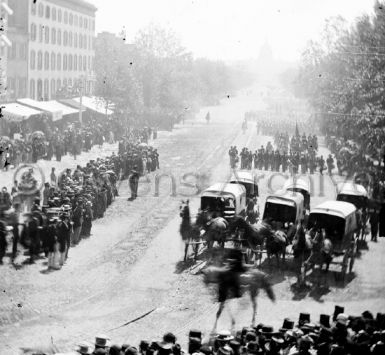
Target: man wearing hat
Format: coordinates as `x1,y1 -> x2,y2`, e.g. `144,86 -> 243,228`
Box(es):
93,334 -> 110,353
57,213 -> 71,266
128,165 -> 140,201
76,341 -> 93,355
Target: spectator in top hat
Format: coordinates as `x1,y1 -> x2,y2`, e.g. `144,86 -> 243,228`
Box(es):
76,342 -> 93,355
94,334 -> 110,352
333,306 -> 345,322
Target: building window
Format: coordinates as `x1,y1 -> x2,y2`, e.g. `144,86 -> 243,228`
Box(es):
68,78 -> 72,87
83,55 -> 86,71
64,11 -> 68,24
44,52 -> 49,70
79,16 -> 83,28
69,13 -> 73,25
31,2 -> 37,15
79,56 -> 82,70
88,36 -> 91,50
57,53 -> 61,70
88,56 -> 91,70
30,50 -> 36,70
38,3 -> 44,17
63,31 -> 68,46
39,25 -> 43,42
69,32 -> 73,47
30,79 -> 36,99
84,18 -> 88,29
45,26 -> 50,43
51,52 -> 56,70
52,7 -> 56,21
63,78 -> 68,87
51,79 -> 56,98
63,54 -> 67,70
74,15 -> 78,26
74,55 -> 78,70
57,79 -> 61,91
51,28 -> 56,44
84,35 -> 88,49
58,9 -> 62,22
57,29 -> 61,45
45,5 -> 50,19
44,79 -> 49,100
79,34 -> 83,48
37,51 -> 43,70
74,33 -> 78,48
37,79 -> 43,100
31,23 -> 37,41
69,54 -> 73,71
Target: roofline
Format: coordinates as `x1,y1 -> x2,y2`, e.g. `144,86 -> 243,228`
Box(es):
48,0 -> 97,14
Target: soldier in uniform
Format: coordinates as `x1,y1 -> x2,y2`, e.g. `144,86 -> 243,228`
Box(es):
264,150 -> 269,171
326,154 -> 334,175
282,152 -> 288,172
318,155 -> 325,175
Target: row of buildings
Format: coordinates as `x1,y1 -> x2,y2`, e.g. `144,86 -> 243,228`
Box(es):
1,0 -> 97,102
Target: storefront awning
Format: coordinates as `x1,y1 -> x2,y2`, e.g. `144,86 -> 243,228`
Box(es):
17,98 -> 64,121
73,96 -> 114,116
1,102 -> 42,122
58,98 -> 87,112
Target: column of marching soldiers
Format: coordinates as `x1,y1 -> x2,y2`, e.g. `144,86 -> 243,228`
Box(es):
229,132 -> 338,175
0,129 -> 160,268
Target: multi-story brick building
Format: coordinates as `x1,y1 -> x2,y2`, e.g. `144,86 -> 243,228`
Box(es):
7,0 -> 97,101
0,0 -> 13,100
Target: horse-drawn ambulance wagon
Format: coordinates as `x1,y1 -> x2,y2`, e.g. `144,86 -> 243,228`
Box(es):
307,200 -> 357,281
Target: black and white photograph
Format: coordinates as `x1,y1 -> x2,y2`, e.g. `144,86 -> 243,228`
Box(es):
0,0 -> 385,354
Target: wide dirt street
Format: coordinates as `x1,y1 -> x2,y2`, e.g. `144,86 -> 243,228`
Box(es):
1,86 -> 385,353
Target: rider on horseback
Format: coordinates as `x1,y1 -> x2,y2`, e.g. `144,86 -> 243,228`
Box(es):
218,249 -> 247,302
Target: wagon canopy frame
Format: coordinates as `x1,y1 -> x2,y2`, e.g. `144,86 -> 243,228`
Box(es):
229,170 -> 259,198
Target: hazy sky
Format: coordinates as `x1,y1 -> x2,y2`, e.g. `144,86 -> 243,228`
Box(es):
89,0 -> 375,62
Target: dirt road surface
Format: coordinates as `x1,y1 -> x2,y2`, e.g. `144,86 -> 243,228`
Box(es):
1,86 -> 384,353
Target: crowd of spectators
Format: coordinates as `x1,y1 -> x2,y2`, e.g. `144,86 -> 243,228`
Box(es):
59,306 -> 385,355
0,130 -> 160,267
1,115 -> 158,168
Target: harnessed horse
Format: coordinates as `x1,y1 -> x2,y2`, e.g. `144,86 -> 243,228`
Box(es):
229,217 -> 288,268
179,201 -> 228,261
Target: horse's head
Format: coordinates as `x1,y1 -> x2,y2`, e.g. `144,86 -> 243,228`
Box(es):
179,200 -> 190,218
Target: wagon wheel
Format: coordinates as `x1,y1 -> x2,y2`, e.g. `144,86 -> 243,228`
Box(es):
184,243 -> 189,262
349,254 -> 355,273
193,242 -> 200,261
341,253 -> 349,283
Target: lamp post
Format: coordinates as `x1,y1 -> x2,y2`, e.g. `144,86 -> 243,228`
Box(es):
78,77 -> 84,126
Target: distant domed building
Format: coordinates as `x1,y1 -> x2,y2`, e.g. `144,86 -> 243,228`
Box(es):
256,40 -> 277,83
